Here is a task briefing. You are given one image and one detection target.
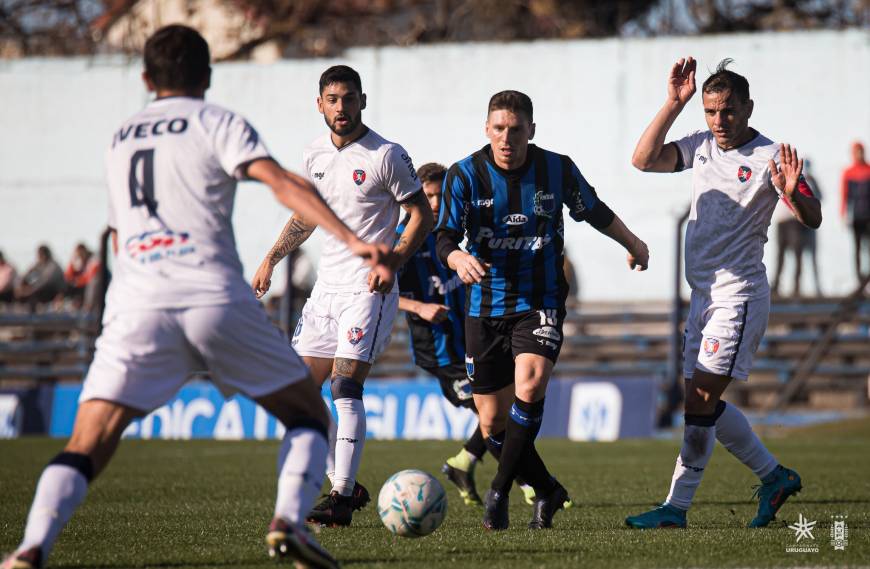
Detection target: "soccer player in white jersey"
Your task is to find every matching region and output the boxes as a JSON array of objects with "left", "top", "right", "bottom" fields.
[
  {"left": 625, "top": 58, "right": 822, "bottom": 529},
  {"left": 251, "top": 65, "right": 434, "bottom": 527},
  {"left": 2, "top": 26, "right": 396, "bottom": 569}
]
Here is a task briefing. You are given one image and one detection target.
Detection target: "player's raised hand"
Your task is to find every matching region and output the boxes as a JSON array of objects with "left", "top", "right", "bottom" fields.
[
  {"left": 668, "top": 57, "right": 696, "bottom": 106},
  {"left": 769, "top": 143, "right": 804, "bottom": 197},
  {"left": 416, "top": 302, "right": 450, "bottom": 324},
  {"left": 251, "top": 259, "right": 274, "bottom": 299},
  {"left": 628, "top": 238, "right": 649, "bottom": 272},
  {"left": 448, "top": 251, "right": 488, "bottom": 285}
]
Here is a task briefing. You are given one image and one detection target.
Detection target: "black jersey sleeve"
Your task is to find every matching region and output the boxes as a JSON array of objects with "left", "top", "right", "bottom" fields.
[{"left": 566, "top": 159, "right": 616, "bottom": 229}]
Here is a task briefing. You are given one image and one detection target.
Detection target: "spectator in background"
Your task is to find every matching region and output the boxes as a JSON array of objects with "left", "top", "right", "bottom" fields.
[
  {"left": 63, "top": 243, "right": 101, "bottom": 309},
  {"left": 841, "top": 141, "right": 870, "bottom": 282},
  {"left": 772, "top": 158, "right": 822, "bottom": 297},
  {"left": 0, "top": 251, "right": 17, "bottom": 304},
  {"left": 15, "top": 244, "right": 65, "bottom": 309}
]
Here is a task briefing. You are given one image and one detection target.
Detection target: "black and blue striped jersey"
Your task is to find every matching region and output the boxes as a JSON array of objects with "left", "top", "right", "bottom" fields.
[
  {"left": 397, "top": 222, "right": 466, "bottom": 369},
  {"left": 435, "top": 144, "right": 614, "bottom": 318}
]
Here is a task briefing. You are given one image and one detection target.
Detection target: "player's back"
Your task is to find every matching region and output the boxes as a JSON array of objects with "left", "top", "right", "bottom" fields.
[{"left": 105, "top": 97, "right": 268, "bottom": 310}]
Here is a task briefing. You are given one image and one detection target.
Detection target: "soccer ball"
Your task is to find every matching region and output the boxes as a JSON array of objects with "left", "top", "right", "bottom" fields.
[{"left": 377, "top": 469, "right": 447, "bottom": 537}]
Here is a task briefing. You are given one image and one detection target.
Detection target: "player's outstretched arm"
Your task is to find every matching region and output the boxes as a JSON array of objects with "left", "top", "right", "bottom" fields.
[
  {"left": 251, "top": 213, "right": 316, "bottom": 298},
  {"left": 631, "top": 56, "right": 696, "bottom": 173},
  {"left": 369, "top": 191, "right": 434, "bottom": 293},
  {"left": 596, "top": 215, "right": 649, "bottom": 271},
  {"left": 770, "top": 143, "right": 822, "bottom": 229},
  {"left": 398, "top": 296, "right": 450, "bottom": 323},
  {"left": 247, "top": 158, "right": 395, "bottom": 293}
]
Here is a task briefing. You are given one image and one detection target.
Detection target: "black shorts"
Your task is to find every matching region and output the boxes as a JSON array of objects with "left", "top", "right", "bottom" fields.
[
  {"left": 423, "top": 363, "right": 476, "bottom": 410},
  {"left": 464, "top": 309, "right": 564, "bottom": 395}
]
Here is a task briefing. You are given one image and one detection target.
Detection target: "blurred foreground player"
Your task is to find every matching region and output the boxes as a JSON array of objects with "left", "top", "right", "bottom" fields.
[
  {"left": 626, "top": 58, "right": 821, "bottom": 529},
  {"left": 251, "top": 65, "right": 433, "bottom": 527},
  {"left": 437, "top": 91, "right": 649, "bottom": 530},
  {"left": 2, "top": 26, "right": 396, "bottom": 569}
]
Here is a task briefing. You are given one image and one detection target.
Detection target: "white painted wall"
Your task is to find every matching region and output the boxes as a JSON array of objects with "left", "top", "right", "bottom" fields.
[{"left": 1, "top": 30, "right": 867, "bottom": 300}]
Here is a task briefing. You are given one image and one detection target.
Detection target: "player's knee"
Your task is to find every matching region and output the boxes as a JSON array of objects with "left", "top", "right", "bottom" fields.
[
  {"left": 331, "top": 375, "right": 363, "bottom": 400},
  {"left": 685, "top": 400, "right": 727, "bottom": 426}
]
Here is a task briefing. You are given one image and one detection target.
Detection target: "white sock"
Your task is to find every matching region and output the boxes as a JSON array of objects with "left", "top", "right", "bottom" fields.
[
  {"left": 19, "top": 465, "right": 89, "bottom": 556},
  {"left": 715, "top": 402, "right": 778, "bottom": 479},
  {"left": 665, "top": 423, "right": 716, "bottom": 510},
  {"left": 325, "top": 417, "right": 337, "bottom": 487},
  {"left": 274, "top": 428, "right": 328, "bottom": 524},
  {"left": 332, "top": 397, "right": 366, "bottom": 497}
]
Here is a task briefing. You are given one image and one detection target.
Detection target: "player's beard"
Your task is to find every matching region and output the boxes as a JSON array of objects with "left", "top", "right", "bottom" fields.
[{"left": 326, "top": 112, "right": 360, "bottom": 136}]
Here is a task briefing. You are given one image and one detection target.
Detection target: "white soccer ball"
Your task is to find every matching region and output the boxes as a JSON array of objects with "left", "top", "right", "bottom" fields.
[{"left": 377, "top": 469, "right": 447, "bottom": 537}]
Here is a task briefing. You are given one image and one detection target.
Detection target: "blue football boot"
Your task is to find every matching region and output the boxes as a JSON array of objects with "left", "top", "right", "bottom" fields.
[
  {"left": 749, "top": 465, "right": 802, "bottom": 528},
  {"left": 625, "top": 503, "right": 687, "bottom": 529}
]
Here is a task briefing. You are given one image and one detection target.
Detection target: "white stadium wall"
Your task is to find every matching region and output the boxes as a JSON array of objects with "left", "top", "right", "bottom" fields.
[{"left": 1, "top": 30, "right": 867, "bottom": 300}]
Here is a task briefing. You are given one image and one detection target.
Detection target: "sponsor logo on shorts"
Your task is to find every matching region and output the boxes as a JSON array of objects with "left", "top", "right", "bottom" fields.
[
  {"left": 702, "top": 337, "right": 720, "bottom": 357},
  {"left": 465, "top": 355, "right": 474, "bottom": 381},
  {"left": 533, "top": 326, "right": 561, "bottom": 341},
  {"left": 737, "top": 165, "right": 752, "bottom": 183},
  {"left": 347, "top": 327, "right": 365, "bottom": 345},
  {"left": 353, "top": 169, "right": 366, "bottom": 186},
  {"left": 537, "top": 338, "right": 558, "bottom": 350},
  {"left": 292, "top": 320, "right": 303, "bottom": 344},
  {"left": 503, "top": 213, "right": 528, "bottom": 225}
]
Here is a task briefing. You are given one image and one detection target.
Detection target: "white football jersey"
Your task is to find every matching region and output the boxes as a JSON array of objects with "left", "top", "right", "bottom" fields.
[
  {"left": 104, "top": 96, "right": 270, "bottom": 310},
  {"left": 674, "top": 130, "right": 786, "bottom": 301},
  {"left": 303, "top": 128, "right": 421, "bottom": 292}
]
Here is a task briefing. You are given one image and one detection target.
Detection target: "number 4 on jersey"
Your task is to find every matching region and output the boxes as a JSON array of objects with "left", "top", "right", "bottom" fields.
[{"left": 129, "top": 148, "right": 158, "bottom": 216}]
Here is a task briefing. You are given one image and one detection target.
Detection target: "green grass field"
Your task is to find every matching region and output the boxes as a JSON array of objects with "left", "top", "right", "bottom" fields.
[{"left": 2, "top": 419, "right": 868, "bottom": 568}]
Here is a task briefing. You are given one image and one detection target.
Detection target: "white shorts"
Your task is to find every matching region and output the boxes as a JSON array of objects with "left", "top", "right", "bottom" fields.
[
  {"left": 683, "top": 291, "right": 770, "bottom": 381},
  {"left": 80, "top": 302, "right": 308, "bottom": 412},
  {"left": 292, "top": 288, "right": 397, "bottom": 363}
]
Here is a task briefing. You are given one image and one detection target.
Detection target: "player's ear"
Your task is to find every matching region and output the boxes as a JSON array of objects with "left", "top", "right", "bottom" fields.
[
  {"left": 316, "top": 95, "right": 324, "bottom": 114},
  {"left": 203, "top": 67, "right": 212, "bottom": 91},
  {"left": 142, "top": 71, "right": 156, "bottom": 93},
  {"left": 746, "top": 99, "right": 754, "bottom": 118},
  {"left": 529, "top": 122, "right": 536, "bottom": 140},
  {"left": 360, "top": 93, "right": 367, "bottom": 111}
]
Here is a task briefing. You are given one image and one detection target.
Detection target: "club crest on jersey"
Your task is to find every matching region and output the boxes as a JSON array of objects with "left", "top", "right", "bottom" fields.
[
  {"left": 534, "top": 190, "right": 556, "bottom": 218},
  {"left": 737, "top": 166, "right": 752, "bottom": 183},
  {"left": 347, "top": 327, "right": 365, "bottom": 345},
  {"left": 352, "top": 169, "right": 366, "bottom": 186},
  {"left": 702, "top": 337, "right": 720, "bottom": 357},
  {"left": 465, "top": 355, "right": 475, "bottom": 381}
]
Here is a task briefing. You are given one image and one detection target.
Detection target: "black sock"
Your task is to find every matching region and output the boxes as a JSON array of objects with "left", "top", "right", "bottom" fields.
[
  {"left": 485, "top": 430, "right": 505, "bottom": 461},
  {"left": 490, "top": 397, "right": 546, "bottom": 493},
  {"left": 464, "top": 425, "right": 487, "bottom": 460}
]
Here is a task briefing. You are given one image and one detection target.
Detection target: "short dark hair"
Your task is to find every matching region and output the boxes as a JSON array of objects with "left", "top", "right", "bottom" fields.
[
  {"left": 417, "top": 163, "right": 447, "bottom": 184},
  {"left": 144, "top": 25, "right": 211, "bottom": 92},
  {"left": 319, "top": 65, "right": 362, "bottom": 94},
  {"left": 37, "top": 245, "right": 52, "bottom": 259},
  {"left": 488, "top": 90, "right": 533, "bottom": 122},
  {"left": 702, "top": 58, "right": 750, "bottom": 103}
]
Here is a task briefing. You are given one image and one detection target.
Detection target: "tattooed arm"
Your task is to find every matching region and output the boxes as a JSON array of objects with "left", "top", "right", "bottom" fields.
[
  {"left": 251, "top": 213, "right": 316, "bottom": 298},
  {"left": 368, "top": 190, "right": 434, "bottom": 293}
]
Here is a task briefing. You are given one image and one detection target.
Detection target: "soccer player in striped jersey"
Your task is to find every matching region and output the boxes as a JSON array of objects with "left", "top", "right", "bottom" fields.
[
  {"left": 436, "top": 91, "right": 649, "bottom": 530},
  {"left": 396, "top": 162, "right": 485, "bottom": 505},
  {"left": 625, "top": 58, "right": 821, "bottom": 529}
]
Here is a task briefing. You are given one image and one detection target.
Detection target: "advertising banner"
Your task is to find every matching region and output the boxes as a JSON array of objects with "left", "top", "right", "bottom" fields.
[{"left": 48, "top": 377, "right": 656, "bottom": 440}]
